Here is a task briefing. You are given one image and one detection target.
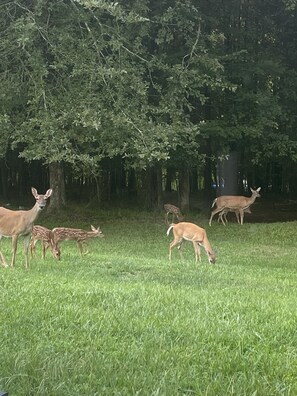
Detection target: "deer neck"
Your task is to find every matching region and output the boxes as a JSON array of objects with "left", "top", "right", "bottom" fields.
[
  {"left": 24, "top": 203, "right": 42, "bottom": 226},
  {"left": 248, "top": 193, "right": 257, "bottom": 205}
]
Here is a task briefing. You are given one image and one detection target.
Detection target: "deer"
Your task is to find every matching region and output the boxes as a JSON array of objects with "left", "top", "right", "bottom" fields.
[
  {"left": 52, "top": 225, "right": 104, "bottom": 257},
  {"left": 167, "top": 222, "right": 216, "bottom": 264},
  {"left": 209, "top": 187, "right": 261, "bottom": 226},
  {"left": 30, "top": 225, "right": 61, "bottom": 260},
  {"left": 0, "top": 187, "right": 52, "bottom": 268},
  {"left": 218, "top": 206, "right": 252, "bottom": 225},
  {"left": 164, "top": 203, "right": 184, "bottom": 225}
]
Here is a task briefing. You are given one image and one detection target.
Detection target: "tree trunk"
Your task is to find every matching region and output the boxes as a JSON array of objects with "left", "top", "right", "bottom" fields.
[
  {"left": 48, "top": 162, "right": 66, "bottom": 211},
  {"left": 203, "top": 139, "right": 213, "bottom": 195},
  {"left": 217, "top": 151, "right": 239, "bottom": 196},
  {"left": 141, "top": 166, "right": 160, "bottom": 209},
  {"left": 178, "top": 168, "right": 190, "bottom": 212},
  {"left": 0, "top": 159, "right": 8, "bottom": 201},
  {"left": 165, "top": 167, "right": 174, "bottom": 192},
  {"left": 156, "top": 166, "right": 163, "bottom": 209},
  {"left": 190, "top": 168, "right": 198, "bottom": 193}
]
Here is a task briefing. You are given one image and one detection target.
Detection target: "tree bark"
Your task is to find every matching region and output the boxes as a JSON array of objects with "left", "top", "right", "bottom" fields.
[
  {"left": 0, "top": 159, "right": 8, "bottom": 201},
  {"left": 48, "top": 162, "right": 66, "bottom": 211},
  {"left": 140, "top": 166, "right": 161, "bottom": 209},
  {"left": 217, "top": 151, "right": 239, "bottom": 196},
  {"left": 178, "top": 168, "right": 190, "bottom": 212},
  {"left": 156, "top": 166, "right": 163, "bottom": 209}
]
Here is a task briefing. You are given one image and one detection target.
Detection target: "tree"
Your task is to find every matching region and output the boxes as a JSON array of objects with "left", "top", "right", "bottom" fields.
[{"left": 1, "top": 0, "right": 232, "bottom": 208}]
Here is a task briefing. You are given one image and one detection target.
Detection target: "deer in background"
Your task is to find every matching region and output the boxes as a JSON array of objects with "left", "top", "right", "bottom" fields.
[
  {"left": 209, "top": 187, "right": 261, "bottom": 226},
  {"left": 52, "top": 225, "right": 104, "bottom": 257},
  {"left": 164, "top": 203, "right": 184, "bottom": 225},
  {"left": 167, "top": 222, "right": 216, "bottom": 264},
  {"left": 218, "top": 206, "right": 252, "bottom": 225},
  {"left": 30, "top": 225, "right": 61, "bottom": 260},
  {"left": 0, "top": 187, "right": 52, "bottom": 268}
]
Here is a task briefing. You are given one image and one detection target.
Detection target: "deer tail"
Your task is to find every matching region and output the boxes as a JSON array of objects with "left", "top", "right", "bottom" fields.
[
  {"left": 211, "top": 198, "right": 217, "bottom": 208},
  {"left": 166, "top": 224, "right": 174, "bottom": 236}
]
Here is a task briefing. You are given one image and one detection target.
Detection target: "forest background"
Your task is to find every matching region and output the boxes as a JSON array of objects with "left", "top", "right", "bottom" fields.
[{"left": 1, "top": 0, "right": 297, "bottom": 212}]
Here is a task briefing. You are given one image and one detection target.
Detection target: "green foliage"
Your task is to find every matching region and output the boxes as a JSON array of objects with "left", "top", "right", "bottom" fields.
[
  {"left": 0, "top": 0, "right": 230, "bottom": 173},
  {"left": 1, "top": 0, "right": 297, "bottom": 184}
]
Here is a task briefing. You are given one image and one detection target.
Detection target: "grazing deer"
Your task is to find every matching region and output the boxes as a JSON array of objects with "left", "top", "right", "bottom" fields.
[
  {"left": 52, "top": 225, "right": 104, "bottom": 257},
  {"left": 30, "top": 225, "right": 61, "bottom": 260},
  {"left": 209, "top": 187, "right": 261, "bottom": 226},
  {"left": 218, "top": 206, "right": 252, "bottom": 225},
  {"left": 167, "top": 222, "right": 216, "bottom": 264},
  {"left": 0, "top": 187, "right": 52, "bottom": 268},
  {"left": 164, "top": 203, "right": 184, "bottom": 225}
]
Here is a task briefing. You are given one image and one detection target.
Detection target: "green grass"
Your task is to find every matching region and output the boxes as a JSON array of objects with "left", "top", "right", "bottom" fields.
[{"left": 1, "top": 210, "right": 297, "bottom": 395}]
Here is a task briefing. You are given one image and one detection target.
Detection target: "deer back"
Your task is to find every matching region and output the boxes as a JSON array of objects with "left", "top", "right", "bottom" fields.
[
  {"left": 215, "top": 187, "right": 261, "bottom": 210},
  {"left": 171, "top": 222, "right": 204, "bottom": 241},
  {"left": 32, "top": 225, "right": 52, "bottom": 241},
  {"left": 52, "top": 226, "right": 103, "bottom": 243}
]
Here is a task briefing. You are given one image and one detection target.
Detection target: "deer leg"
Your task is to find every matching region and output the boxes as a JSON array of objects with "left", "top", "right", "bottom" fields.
[
  {"left": 169, "top": 238, "right": 183, "bottom": 260},
  {"left": 218, "top": 210, "right": 223, "bottom": 223},
  {"left": 84, "top": 241, "right": 90, "bottom": 254},
  {"left": 239, "top": 208, "right": 244, "bottom": 225},
  {"left": 217, "top": 210, "right": 226, "bottom": 225},
  {"left": 42, "top": 241, "right": 49, "bottom": 259},
  {"left": 193, "top": 242, "right": 201, "bottom": 263},
  {"left": 223, "top": 212, "right": 228, "bottom": 224},
  {"left": 177, "top": 240, "right": 184, "bottom": 260},
  {"left": 77, "top": 241, "right": 83, "bottom": 256},
  {"left": 209, "top": 207, "right": 225, "bottom": 226},
  {"left": 11, "top": 235, "right": 18, "bottom": 267},
  {"left": 0, "top": 252, "right": 8, "bottom": 267},
  {"left": 0, "top": 244, "right": 8, "bottom": 267},
  {"left": 30, "top": 238, "right": 36, "bottom": 258},
  {"left": 0, "top": 236, "right": 8, "bottom": 267},
  {"left": 24, "top": 235, "right": 30, "bottom": 269},
  {"left": 235, "top": 211, "right": 240, "bottom": 224}
]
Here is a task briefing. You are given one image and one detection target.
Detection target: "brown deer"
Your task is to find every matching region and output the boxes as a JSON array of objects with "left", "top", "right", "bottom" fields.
[
  {"left": 209, "top": 187, "right": 261, "bottom": 226},
  {"left": 218, "top": 206, "right": 252, "bottom": 225},
  {"left": 52, "top": 225, "right": 104, "bottom": 257},
  {"left": 0, "top": 187, "right": 52, "bottom": 268},
  {"left": 164, "top": 203, "right": 184, "bottom": 225},
  {"left": 30, "top": 225, "right": 61, "bottom": 260},
  {"left": 167, "top": 222, "right": 216, "bottom": 264}
]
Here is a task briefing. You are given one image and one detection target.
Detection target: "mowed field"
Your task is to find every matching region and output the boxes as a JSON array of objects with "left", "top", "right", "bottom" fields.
[{"left": 1, "top": 208, "right": 297, "bottom": 395}]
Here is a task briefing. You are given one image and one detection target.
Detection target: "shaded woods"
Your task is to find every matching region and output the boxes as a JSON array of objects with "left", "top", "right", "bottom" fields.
[{"left": 1, "top": 1, "right": 297, "bottom": 210}]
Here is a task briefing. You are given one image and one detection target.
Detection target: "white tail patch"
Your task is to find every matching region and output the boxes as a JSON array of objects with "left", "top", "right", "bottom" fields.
[{"left": 166, "top": 224, "right": 174, "bottom": 236}]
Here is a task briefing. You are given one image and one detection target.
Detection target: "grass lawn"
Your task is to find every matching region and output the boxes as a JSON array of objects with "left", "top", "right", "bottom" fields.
[{"left": 1, "top": 209, "right": 297, "bottom": 395}]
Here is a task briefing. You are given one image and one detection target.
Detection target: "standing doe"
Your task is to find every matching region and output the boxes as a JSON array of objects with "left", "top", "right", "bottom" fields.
[
  {"left": 30, "top": 225, "right": 61, "bottom": 260},
  {"left": 209, "top": 187, "right": 261, "bottom": 226},
  {"left": 164, "top": 203, "right": 184, "bottom": 225},
  {"left": 167, "top": 222, "right": 216, "bottom": 264},
  {"left": 0, "top": 187, "right": 52, "bottom": 268},
  {"left": 52, "top": 225, "right": 104, "bottom": 257}
]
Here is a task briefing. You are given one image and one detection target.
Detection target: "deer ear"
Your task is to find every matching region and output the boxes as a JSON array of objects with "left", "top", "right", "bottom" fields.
[
  {"left": 257, "top": 187, "right": 261, "bottom": 192},
  {"left": 45, "top": 189, "right": 53, "bottom": 198},
  {"left": 91, "top": 225, "right": 96, "bottom": 231},
  {"left": 31, "top": 187, "right": 38, "bottom": 198}
]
